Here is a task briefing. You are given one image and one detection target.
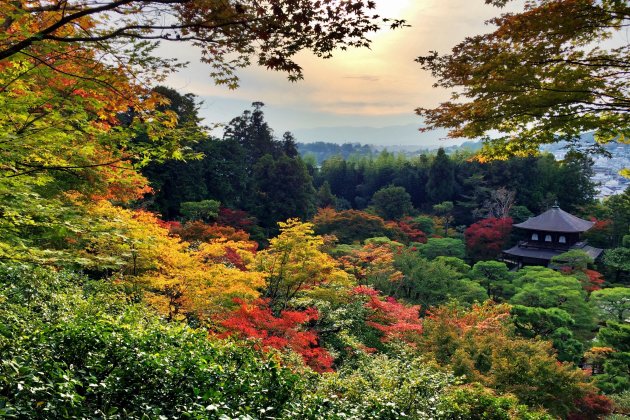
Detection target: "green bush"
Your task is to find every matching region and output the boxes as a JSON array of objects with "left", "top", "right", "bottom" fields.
[{"left": 0, "top": 265, "right": 301, "bottom": 418}]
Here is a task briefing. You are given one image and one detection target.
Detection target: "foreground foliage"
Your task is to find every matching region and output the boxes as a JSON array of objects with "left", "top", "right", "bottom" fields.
[{"left": 0, "top": 265, "right": 301, "bottom": 418}]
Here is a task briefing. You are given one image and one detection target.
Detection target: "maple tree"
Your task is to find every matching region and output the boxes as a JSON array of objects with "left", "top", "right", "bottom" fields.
[
  {"left": 219, "top": 298, "right": 333, "bottom": 372},
  {"left": 80, "top": 201, "right": 265, "bottom": 321},
  {"left": 312, "top": 207, "right": 394, "bottom": 244},
  {"left": 255, "top": 219, "right": 350, "bottom": 311},
  {"left": 465, "top": 217, "right": 513, "bottom": 261},
  {"left": 419, "top": 302, "right": 598, "bottom": 418},
  {"left": 363, "top": 294, "right": 423, "bottom": 345},
  {"left": 417, "top": 0, "right": 629, "bottom": 159},
  {"left": 1, "top": 1, "right": 404, "bottom": 87},
  {"left": 338, "top": 243, "right": 403, "bottom": 286},
  {"left": 171, "top": 220, "right": 251, "bottom": 244}
]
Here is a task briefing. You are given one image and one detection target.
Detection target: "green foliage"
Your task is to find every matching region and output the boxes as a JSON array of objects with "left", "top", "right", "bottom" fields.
[
  {"left": 316, "top": 181, "right": 337, "bottom": 208},
  {"left": 551, "top": 249, "right": 593, "bottom": 272},
  {"left": 416, "top": 238, "right": 466, "bottom": 260},
  {"left": 0, "top": 265, "right": 302, "bottom": 418},
  {"left": 427, "top": 148, "right": 455, "bottom": 204},
  {"left": 510, "top": 305, "right": 583, "bottom": 363},
  {"left": 594, "top": 322, "right": 630, "bottom": 394},
  {"left": 603, "top": 248, "right": 630, "bottom": 283},
  {"left": 253, "top": 155, "right": 316, "bottom": 230},
  {"left": 470, "top": 261, "right": 514, "bottom": 301},
  {"left": 509, "top": 205, "right": 533, "bottom": 224},
  {"left": 179, "top": 199, "right": 220, "bottom": 222},
  {"left": 591, "top": 287, "right": 630, "bottom": 323},
  {"left": 412, "top": 215, "right": 436, "bottom": 235},
  {"left": 416, "top": 0, "right": 629, "bottom": 158},
  {"left": 510, "top": 267, "right": 596, "bottom": 339},
  {"left": 371, "top": 185, "right": 413, "bottom": 220},
  {"left": 285, "top": 353, "right": 551, "bottom": 419},
  {"left": 391, "top": 252, "right": 487, "bottom": 308},
  {"left": 436, "top": 385, "right": 552, "bottom": 420}
]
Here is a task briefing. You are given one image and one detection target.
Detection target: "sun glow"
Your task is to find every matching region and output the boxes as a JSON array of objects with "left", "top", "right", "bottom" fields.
[{"left": 374, "top": 0, "right": 414, "bottom": 19}]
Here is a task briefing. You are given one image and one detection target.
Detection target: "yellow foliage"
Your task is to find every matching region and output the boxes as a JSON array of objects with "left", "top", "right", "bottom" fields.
[
  {"left": 81, "top": 200, "right": 264, "bottom": 321},
  {"left": 255, "top": 219, "right": 351, "bottom": 307}
]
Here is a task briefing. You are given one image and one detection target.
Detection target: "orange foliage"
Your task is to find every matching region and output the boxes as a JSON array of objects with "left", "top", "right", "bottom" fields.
[
  {"left": 339, "top": 243, "right": 403, "bottom": 285},
  {"left": 219, "top": 299, "right": 334, "bottom": 372},
  {"left": 172, "top": 221, "right": 251, "bottom": 243}
]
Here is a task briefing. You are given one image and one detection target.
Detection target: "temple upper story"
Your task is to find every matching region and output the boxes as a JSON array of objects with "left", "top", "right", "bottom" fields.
[{"left": 503, "top": 205, "right": 603, "bottom": 268}]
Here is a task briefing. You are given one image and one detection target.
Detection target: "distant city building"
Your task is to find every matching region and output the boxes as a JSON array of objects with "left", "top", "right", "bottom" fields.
[{"left": 502, "top": 205, "right": 603, "bottom": 268}]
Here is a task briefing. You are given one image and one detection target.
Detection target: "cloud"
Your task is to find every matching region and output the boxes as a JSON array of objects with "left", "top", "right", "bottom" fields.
[
  {"left": 343, "top": 75, "right": 381, "bottom": 82},
  {"left": 159, "top": 0, "right": 525, "bottom": 135}
]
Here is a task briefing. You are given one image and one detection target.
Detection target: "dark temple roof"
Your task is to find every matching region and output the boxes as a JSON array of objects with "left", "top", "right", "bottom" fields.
[
  {"left": 503, "top": 244, "right": 603, "bottom": 262},
  {"left": 513, "top": 206, "right": 594, "bottom": 233}
]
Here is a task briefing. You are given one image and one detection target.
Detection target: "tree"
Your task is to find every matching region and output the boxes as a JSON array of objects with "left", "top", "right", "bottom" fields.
[
  {"left": 470, "top": 260, "right": 514, "bottom": 300},
  {"left": 478, "top": 187, "right": 516, "bottom": 219},
  {"left": 433, "top": 201, "right": 455, "bottom": 236},
  {"left": 556, "top": 152, "right": 597, "bottom": 211},
  {"left": 179, "top": 199, "right": 220, "bottom": 222},
  {"left": 312, "top": 208, "right": 393, "bottom": 244},
  {"left": 510, "top": 267, "right": 596, "bottom": 339},
  {"left": 603, "top": 247, "right": 630, "bottom": 283},
  {"left": 252, "top": 155, "right": 316, "bottom": 230},
  {"left": 370, "top": 185, "right": 413, "bottom": 220},
  {"left": 255, "top": 219, "right": 349, "bottom": 311},
  {"left": 426, "top": 148, "right": 455, "bottom": 203},
  {"left": 419, "top": 302, "right": 596, "bottom": 418},
  {"left": 219, "top": 299, "right": 333, "bottom": 372},
  {"left": 510, "top": 305, "right": 583, "bottom": 363},
  {"left": 416, "top": 237, "right": 466, "bottom": 260},
  {"left": 416, "top": 0, "right": 630, "bottom": 159},
  {"left": 593, "top": 321, "right": 630, "bottom": 393},
  {"left": 1, "top": 1, "right": 403, "bottom": 87},
  {"left": 465, "top": 217, "right": 513, "bottom": 261},
  {"left": 391, "top": 251, "right": 487, "bottom": 308},
  {"left": 591, "top": 287, "right": 630, "bottom": 323}
]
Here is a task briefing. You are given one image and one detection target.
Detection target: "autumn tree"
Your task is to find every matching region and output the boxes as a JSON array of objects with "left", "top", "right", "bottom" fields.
[
  {"left": 420, "top": 302, "right": 597, "bottom": 418},
  {"left": 219, "top": 299, "right": 333, "bottom": 372},
  {"left": 1, "top": 1, "right": 403, "bottom": 87},
  {"left": 417, "top": 0, "right": 630, "bottom": 159},
  {"left": 255, "top": 219, "right": 349, "bottom": 311},
  {"left": 312, "top": 208, "right": 394, "bottom": 244},
  {"left": 465, "top": 217, "right": 513, "bottom": 261}
]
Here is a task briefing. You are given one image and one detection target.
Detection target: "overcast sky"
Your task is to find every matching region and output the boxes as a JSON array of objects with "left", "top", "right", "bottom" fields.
[{"left": 159, "top": 0, "right": 524, "bottom": 144}]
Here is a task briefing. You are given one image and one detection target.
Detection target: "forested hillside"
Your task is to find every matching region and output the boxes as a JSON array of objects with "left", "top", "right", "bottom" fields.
[{"left": 1, "top": 0, "right": 629, "bottom": 418}]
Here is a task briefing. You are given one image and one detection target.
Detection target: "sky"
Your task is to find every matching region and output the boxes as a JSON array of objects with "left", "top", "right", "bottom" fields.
[{"left": 160, "top": 0, "right": 523, "bottom": 146}]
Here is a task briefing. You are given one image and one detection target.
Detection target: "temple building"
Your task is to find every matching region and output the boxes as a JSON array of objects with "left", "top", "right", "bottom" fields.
[{"left": 502, "top": 205, "right": 603, "bottom": 268}]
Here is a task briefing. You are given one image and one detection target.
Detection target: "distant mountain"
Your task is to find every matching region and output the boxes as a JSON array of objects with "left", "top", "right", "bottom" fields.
[{"left": 293, "top": 124, "right": 466, "bottom": 148}]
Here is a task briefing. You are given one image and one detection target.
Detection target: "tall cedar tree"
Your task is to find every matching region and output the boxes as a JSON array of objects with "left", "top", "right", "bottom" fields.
[{"left": 426, "top": 148, "right": 455, "bottom": 204}]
